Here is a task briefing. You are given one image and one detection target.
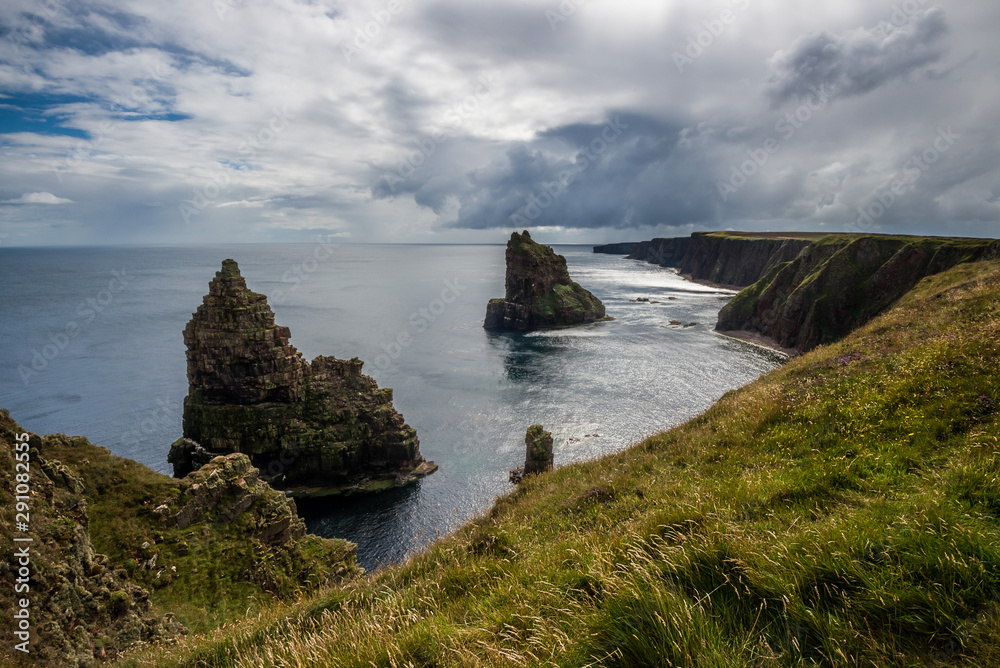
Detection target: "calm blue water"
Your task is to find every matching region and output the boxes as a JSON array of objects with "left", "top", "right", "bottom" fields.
[{"left": 0, "top": 244, "right": 782, "bottom": 570}]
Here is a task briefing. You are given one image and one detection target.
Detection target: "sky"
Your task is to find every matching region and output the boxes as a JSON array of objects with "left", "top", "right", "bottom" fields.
[{"left": 0, "top": 0, "right": 998, "bottom": 246}]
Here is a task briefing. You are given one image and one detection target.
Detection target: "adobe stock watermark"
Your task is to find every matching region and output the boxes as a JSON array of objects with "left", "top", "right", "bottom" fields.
[
  {"left": 341, "top": 0, "right": 411, "bottom": 63},
  {"left": 16, "top": 269, "right": 133, "bottom": 386},
  {"left": 214, "top": 0, "right": 243, "bottom": 21},
  {"left": 270, "top": 234, "right": 343, "bottom": 305},
  {"left": 120, "top": 397, "right": 180, "bottom": 452},
  {"left": 54, "top": 63, "right": 168, "bottom": 183},
  {"left": 373, "top": 278, "right": 467, "bottom": 371},
  {"left": 508, "top": 116, "right": 629, "bottom": 227},
  {"left": 380, "top": 73, "right": 503, "bottom": 194},
  {"left": 716, "top": 86, "right": 829, "bottom": 202},
  {"left": 12, "top": 429, "right": 32, "bottom": 655},
  {"left": 180, "top": 106, "right": 295, "bottom": 224},
  {"left": 875, "top": 0, "right": 929, "bottom": 37},
  {"left": 847, "top": 126, "right": 959, "bottom": 233},
  {"left": 673, "top": 0, "right": 751, "bottom": 73},
  {"left": 546, "top": 0, "right": 589, "bottom": 31}
]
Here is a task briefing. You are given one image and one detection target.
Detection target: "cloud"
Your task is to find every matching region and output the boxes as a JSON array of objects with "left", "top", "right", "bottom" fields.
[
  {"left": 2, "top": 191, "right": 74, "bottom": 204},
  {"left": 0, "top": 0, "right": 998, "bottom": 244},
  {"left": 765, "top": 7, "right": 949, "bottom": 107}
]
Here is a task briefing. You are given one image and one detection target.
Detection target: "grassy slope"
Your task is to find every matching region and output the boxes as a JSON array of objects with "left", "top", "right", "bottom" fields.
[{"left": 121, "top": 260, "right": 1000, "bottom": 667}]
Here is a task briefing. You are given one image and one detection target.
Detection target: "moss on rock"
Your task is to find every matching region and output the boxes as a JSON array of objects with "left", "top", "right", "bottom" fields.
[{"left": 484, "top": 231, "right": 606, "bottom": 331}]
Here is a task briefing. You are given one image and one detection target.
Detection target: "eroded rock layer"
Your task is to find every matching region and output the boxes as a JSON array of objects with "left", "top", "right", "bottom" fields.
[{"left": 171, "top": 259, "right": 435, "bottom": 495}]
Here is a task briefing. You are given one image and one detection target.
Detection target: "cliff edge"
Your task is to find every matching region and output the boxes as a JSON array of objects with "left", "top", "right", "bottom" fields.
[
  {"left": 170, "top": 259, "right": 436, "bottom": 497},
  {"left": 716, "top": 234, "right": 995, "bottom": 352},
  {"left": 485, "top": 231, "right": 607, "bottom": 331}
]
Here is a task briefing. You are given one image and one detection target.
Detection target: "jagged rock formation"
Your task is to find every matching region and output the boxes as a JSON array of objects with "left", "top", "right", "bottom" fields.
[
  {"left": 0, "top": 413, "right": 186, "bottom": 665},
  {"left": 485, "top": 231, "right": 607, "bottom": 331},
  {"left": 170, "top": 259, "right": 435, "bottom": 496},
  {"left": 623, "top": 232, "right": 815, "bottom": 288},
  {"left": 155, "top": 453, "right": 306, "bottom": 543},
  {"left": 0, "top": 409, "right": 359, "bottom": 665},
  {"left": 509, "top": 424, "right": 554, "bottom": 483},
  {"left": 716, "top": 235, "right": 995, "bottom": 352}
]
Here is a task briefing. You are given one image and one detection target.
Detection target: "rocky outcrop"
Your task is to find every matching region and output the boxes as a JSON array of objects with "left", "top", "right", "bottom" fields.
[
  {"left": 509, "top": 424, "right": 555, "bottom": 483},
  {"left": 0, "top": 409, "right": 359, "bottom": 665},
  {"left": 0, "top": 412, "right": 185, "bottom": 665},
  {"left": 626, "top": 232, "right": 813, "bottom": 288},
  {"left": 171, "top": 259, "right": 436, "bottom": 496},
  {"left": 485, "top": 231, "right": 607, "bottom": 331},
  {"left": 716, "top": 235, "right": 995, "bottom": 352},
  {"left": 156, "top": 453, "right": 306, "bottom": 544},
  {"left": 593, "top": 242, "right": 638, "bottom": 255}
]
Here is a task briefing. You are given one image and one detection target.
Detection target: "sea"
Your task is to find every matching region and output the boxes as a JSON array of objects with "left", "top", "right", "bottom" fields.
[{"left": 0, "top": 243, "right": 784, "bottom": 570}]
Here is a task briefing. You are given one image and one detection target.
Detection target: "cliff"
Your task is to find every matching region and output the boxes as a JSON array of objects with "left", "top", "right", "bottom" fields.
[
  {"left": 0, "top": 409, "right": 358, "bottom": 665},
  {"left": 717, "top": 234, "right": 995, "bottom": 352},
  {"left": 170, "top": 259, "right": 436, "bottom": 497},
  {"left": 625, "top": 232, "right": 815, "bottom": 288},
  {"left": 148, "top": 257, "right": 1000, "bottom": 666},
  {"left": 592, "top": 242, "right": 638, "bottom": 254},
  {"left": 485, "top": 231, "right": 607, "bottom": 331}
]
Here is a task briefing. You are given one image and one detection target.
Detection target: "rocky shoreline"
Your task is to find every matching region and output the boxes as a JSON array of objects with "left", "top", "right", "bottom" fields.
[{"left": 599, "top": 231, "right": 1000, "bottom": 354}]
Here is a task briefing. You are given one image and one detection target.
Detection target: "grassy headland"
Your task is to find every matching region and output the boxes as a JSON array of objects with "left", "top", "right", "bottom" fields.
[{"left": 117, "top": 257, "right": 1000, "bottom": 666}]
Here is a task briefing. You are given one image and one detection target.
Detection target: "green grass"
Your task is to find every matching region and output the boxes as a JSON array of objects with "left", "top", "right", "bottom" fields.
[
  {"left": 119, "top": 259, "right": 1000, "bottom": 667},
  {"left": 32, "top": 435, "right": 358, "bottom": 636}
]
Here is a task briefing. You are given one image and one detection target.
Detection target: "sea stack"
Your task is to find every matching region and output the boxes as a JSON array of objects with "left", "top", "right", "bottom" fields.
[
  {"left": 509, "top": 424, "right": 554, "bottom": 483},
  {"left": 169, "top": 259, "right": 436, "bottom": 496},
  {"left": 484, "top": 230, "right": 606, "bottom": 331}
]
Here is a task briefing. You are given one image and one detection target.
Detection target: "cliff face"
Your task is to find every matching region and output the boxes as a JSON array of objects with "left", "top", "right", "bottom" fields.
[
  {"left": 485, "top": 231, "right": 606, "bottom": 331},
  {"left": 626, "top": 233, "right": 812, "bottom": 288},
  {"left": 171, "top": 259, "right": 436, "bottom": 496},
  {"left": 717, "top": 235, "right": 995, "bottom": 352},
  {"left": 592, "top": 242, "right": 638, "bottom": 254},
  {"left": 0, "top": 409, "right": 357, "bottom": 665}
]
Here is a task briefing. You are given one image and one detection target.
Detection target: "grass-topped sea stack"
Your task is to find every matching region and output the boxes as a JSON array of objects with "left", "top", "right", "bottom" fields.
[
  {"left": 484, "top": 230, "right": 607, "bottom": 331},
  {"left": 170, "top": 259, "right": 436, "bottom": 497}
]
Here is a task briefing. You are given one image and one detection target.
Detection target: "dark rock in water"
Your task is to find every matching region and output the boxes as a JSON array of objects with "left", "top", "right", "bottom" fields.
[
  {"left": 167, "top": 437, "right": 214, "bottom": 477},
  {"left": 509, "top": 424, "right": 555, "bottom": 483},
  {"left": 171, "top": 259, "right": 436, "bottom": 496},
  {"left": 485, "top": 231, "right": 606, "bottom": 331},
  {"left": 524, "top": 424, "right": 554, "bottom": 474}
]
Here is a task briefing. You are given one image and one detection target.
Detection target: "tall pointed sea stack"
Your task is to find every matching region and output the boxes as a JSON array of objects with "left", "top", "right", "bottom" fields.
[
  {"left": 169, "top": 259, "right": 436, "bottom": 496},
  {"left": 484, "top": 231, "right": 607, "bottom": 331}
]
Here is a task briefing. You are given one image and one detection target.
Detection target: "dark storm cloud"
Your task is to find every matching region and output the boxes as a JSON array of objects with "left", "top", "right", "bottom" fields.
[
  {"left": 765, "top": 6, "right": 948, "bottom": 107},
  {"left": 445, "top": 113, "right": 719, "bottom": 230}
]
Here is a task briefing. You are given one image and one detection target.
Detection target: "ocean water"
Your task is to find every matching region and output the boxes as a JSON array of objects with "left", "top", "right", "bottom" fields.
[{"left": 0, "top": 243, "right": 783, "bottom": 570}]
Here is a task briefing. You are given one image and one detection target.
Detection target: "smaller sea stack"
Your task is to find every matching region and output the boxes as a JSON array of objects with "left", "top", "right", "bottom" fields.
[
  {"left": 484, "top": 231, "right": 606, "bottom": 331},
  {"left": 509, "top": 424, "right": 554, "bottom": 483}
]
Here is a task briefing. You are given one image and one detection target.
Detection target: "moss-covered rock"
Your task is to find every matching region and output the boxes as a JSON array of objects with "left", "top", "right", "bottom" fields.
[
  {"left": 716, "top": 234, "right": 995, "bottom": 352},
  {"left": 172, "top": 260, "right": 436, "bottom": 496},
  {"left": 0, "top": 409, "right": 360, "bottom": 664},
  {"left": 484, "top": 231, "right": 606, "bottom": 331},
  {"left": 524, "top": 424, "right": 554, "bottom": 475}
]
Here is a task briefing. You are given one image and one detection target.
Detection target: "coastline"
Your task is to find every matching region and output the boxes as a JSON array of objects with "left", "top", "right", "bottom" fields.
[
  {"left": 638, "top": 259, "right": 799, "bottom": 357},
  {"left": 713, "top": 329, "right": 799, "bottom": 358}
]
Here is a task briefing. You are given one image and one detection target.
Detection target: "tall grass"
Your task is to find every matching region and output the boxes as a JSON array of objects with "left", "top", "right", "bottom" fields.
[{"left": 119, "top": 260, "right": 1000, "bottom": 667}]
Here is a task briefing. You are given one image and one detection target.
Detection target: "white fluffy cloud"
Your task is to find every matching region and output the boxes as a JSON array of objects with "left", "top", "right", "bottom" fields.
[{"left": 2, "top": 191, "right": 73, "bottom": 204}]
